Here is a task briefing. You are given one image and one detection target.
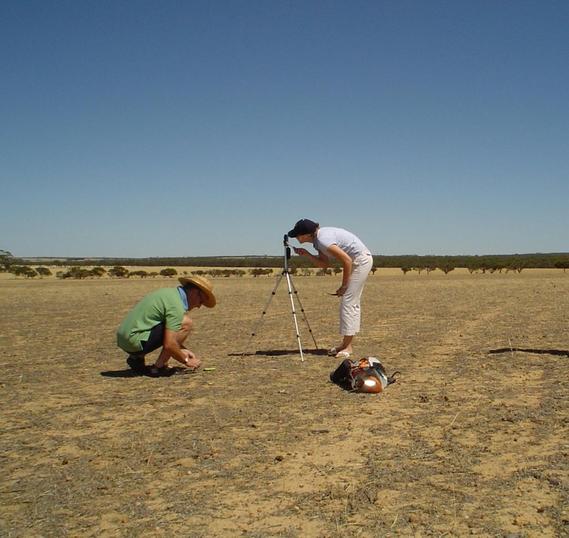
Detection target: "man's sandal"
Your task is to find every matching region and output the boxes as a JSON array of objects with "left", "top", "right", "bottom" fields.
[
  {"left": 126, "top": 355, "right": 146, "bottom": 373},
  {"left": 146, "top": 366, "right": 176, "bottom": 378}
]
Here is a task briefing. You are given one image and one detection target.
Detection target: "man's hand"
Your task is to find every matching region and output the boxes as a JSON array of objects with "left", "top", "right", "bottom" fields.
[
  {"left": 181, "top": 348, "right": 195, "bottom": 360},
  {"left": 181, "top": 350, "right": 201, "bottom": 370},
  {"left": 293, "top": 247, "right": 309, "bottom": 256},
  {"left": 185, "top": 357, "right": 201, "bottom": 370}
]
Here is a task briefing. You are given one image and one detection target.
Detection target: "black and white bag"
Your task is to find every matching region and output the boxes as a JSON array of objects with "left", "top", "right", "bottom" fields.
[{"left": 330, "top": 357, "right": 400, "bottom": 393}]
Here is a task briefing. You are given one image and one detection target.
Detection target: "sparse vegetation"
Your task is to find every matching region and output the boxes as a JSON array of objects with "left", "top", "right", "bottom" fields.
[
  {"left": 250, "top": 268, "right": 273, "bottom": 277},
  {"left": 108, "top": 266, "right": 129, "bottom": 278},
  {"left": 129, "top": 270, "right": 149, "bottom": 278},
  {"left": 0, "top": 249, "right": 16, "bottom": 271},
  {"left": 91, "top": 266, "right": 107, "bottom": 277},
  {"left": 35, "top": 267, "right": 52, "bottom": 277},
  {"left": 9, "top": 266, "right": 38, "bottom": 278},
  {"left": 11, "top": 253, "right": 569, "bottom": 270},
  {"left": 159, "top": 268, "right": 178, "bottom": 277},
  {"left": 3, "top": 253, "right": 568, "bottom": 281},
  {"left": 58, "top": 267, "right": 92, "bottom": 279},
  {"left": 439, "top": 263, "right": 455, "bottom": 275}
]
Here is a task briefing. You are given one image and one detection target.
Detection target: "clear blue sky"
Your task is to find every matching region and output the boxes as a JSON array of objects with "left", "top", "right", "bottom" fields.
[{"left": 1, "top": 0, "right": 567, "bottom": 257}]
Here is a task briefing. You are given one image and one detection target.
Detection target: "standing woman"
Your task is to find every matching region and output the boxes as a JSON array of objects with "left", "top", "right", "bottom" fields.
[{"left": 288, "top": 219, "right": 373, "bottom": 358}]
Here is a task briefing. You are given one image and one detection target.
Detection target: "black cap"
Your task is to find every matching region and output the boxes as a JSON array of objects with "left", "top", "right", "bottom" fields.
[{"left": 288, "top": 219, "right": 319, "bottom": 238}]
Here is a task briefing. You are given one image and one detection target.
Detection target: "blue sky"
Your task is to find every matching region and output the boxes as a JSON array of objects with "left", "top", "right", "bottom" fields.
[{"left": 1, "top": 0, "right": 567, "bottom": 257}]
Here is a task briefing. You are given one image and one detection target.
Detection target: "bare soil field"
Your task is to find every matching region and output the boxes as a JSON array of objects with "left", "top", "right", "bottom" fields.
[{"left": 1, "top": 271, "right": 568, "bottom": 537}]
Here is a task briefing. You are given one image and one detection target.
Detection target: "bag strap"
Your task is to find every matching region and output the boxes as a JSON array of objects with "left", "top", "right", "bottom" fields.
[{"left": 387, "top": 371, "right": 401, "bottom": 385}]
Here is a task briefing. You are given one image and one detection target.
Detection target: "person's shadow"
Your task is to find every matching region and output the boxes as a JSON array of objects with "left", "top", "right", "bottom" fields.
[
  {"left": 100, "top": 368, "right": 143, "bottom": 378},
  {"left": 489, "top": 348, "right": 569, "bottom": 358},
  {"left": 100, "top": 366, "right": 192, "bottom": 378}
]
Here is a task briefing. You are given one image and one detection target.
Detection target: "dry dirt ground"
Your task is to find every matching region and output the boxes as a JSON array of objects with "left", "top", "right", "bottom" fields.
[{"left": 1, "top": 270, "right": 568, "bottom": 537}]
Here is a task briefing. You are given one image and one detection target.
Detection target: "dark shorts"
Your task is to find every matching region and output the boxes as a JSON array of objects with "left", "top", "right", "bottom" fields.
[{"left": 140, "top": 323, "right": 165, "bottom": 354}]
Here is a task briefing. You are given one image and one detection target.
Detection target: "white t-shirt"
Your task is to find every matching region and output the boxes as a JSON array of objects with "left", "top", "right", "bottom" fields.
[{"left": 313, "top": 227, "right": 370, "bottom": 260}]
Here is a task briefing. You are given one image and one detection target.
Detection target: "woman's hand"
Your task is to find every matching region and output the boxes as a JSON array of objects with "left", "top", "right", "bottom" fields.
[
  {"left": 293, "top": 247, "right": 309, "bottom": 257},
  {"left": 336, "top": 284, "right": 348, "bottom": 296}
]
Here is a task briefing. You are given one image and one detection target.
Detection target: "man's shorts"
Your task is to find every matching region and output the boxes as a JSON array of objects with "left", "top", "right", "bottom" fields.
[{"left": 140, "top": 323, "right": 165, "bottom": 354}]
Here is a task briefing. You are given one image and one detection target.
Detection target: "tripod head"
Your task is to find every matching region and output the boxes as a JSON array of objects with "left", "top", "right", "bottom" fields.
[{"left": 283, "top": 234, "right": 291, "bottom": 260}]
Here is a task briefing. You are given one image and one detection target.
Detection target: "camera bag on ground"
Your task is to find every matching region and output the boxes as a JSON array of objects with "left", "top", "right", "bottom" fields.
[{"left": 330, "top": 357, "right": 400, "bottom": 393}]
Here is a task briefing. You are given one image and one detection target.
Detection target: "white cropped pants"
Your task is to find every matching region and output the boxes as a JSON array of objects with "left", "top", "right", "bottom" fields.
[{"left": 340, "top": 253, "right": 373, "bottom": 336}]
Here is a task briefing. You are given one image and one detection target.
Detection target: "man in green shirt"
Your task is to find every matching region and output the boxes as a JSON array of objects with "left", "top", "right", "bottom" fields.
[{"left": 117, "top": 275, "right": 216, "bottom": 377}]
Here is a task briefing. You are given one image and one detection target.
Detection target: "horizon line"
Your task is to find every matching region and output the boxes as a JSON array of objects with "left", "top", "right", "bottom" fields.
[{"left": 13, "top": 251, "right": 569, "bottom": 260}]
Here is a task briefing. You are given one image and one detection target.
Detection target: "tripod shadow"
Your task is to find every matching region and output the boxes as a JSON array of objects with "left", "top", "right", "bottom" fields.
[
  {"left": 488, "top": 348, "right": 569, "bottom": 358},
  {"left": 241, "top": 252, "right": 324, "bottom": 360},
  {"left": 229, "top": 348, "right": 329, "bottom": 357}
]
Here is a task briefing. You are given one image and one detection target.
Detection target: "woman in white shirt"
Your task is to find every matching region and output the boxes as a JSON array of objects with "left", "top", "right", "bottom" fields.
[{"left": 288, "top": 218, "right": 373, "bottom": 359}]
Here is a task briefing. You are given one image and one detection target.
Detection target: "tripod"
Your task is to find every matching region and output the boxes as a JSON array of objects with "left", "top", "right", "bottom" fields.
[{"left": 244, "top": 235, "right": 318, "bottom": 361}]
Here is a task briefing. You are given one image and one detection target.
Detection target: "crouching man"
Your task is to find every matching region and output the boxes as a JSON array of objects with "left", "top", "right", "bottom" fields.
[{"left": 117, "top": 275, "right": 216, "bottom": 377}]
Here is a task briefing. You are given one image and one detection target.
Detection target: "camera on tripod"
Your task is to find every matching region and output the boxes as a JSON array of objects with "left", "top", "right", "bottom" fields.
[{"left": 283, "top": 234, "right": 291, "bottom": 261}]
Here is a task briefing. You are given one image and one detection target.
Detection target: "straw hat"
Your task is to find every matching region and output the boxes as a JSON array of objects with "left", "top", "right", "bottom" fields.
[{"left": 178, "top": 275, "right": 216, "bottom": 308}]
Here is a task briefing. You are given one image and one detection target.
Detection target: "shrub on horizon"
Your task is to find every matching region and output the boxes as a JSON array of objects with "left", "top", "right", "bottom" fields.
[
  {"left": 10, "top": 265, "right": 37, "bottom": 278},
  {"left": 160, "top": 268, "right": 178, "bottom": 277},
  {"left": 35, "top": 267, "right": 52, "bottom": 277},
  {"left": 59, "top": 267, "right": 91, "bottom": 279},
  {"left": 91, "top": 266, "right": 107, "bottom": 277},
  {"left": 439, "top": 264, "right": 455, "bottom": 275},
  {"left": 108, "top": 266, "right": 129, "bottom": 278},
  {"left": 129, "top": 270, "right": 149, "bottom": 278}
]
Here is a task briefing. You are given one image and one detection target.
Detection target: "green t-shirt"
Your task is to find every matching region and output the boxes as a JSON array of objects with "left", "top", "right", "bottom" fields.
[{"left": 117, "top": 288, "right": 186, "bottom": 353}]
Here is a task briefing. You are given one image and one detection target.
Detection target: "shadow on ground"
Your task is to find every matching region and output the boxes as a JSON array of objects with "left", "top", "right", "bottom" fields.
[
  {"left": 489, "top": 348, "right": 569, "bottom": 358},
  {"left": 100, "top": 367, "right": 193, "bottom": 378},
  {"left": 100, "top": 368, "right": 142, "bottom": 378},
  {"left": 228, "top": 348, "right": 329, "bottom": 357}
]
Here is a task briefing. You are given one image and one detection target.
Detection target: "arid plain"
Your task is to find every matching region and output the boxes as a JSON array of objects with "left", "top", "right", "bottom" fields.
[{"left": 1, "top": 269, "right": 568, "bottom": 537}]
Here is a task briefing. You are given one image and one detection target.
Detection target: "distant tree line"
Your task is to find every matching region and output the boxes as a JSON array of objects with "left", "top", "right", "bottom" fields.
[
  {"left": 1, "top": 263, "right": 358, "bottom": 280},
  {"left": 3, "top": 251, "right": 569, "bottom": 274},
  {"left": 0, "top": 264, "right": 263, "bottom": 279},
  {"left": 396, "top": 255, "right": 569, "bottom": 275}
]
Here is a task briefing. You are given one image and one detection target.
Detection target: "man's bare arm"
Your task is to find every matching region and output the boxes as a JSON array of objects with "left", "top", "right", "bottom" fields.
[{"left": 162, "top": 328, "right": 191, "bottom": 365}]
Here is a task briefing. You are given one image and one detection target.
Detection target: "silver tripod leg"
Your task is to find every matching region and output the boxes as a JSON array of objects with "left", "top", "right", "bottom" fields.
[
  {"left": 284, "top": 270, "right": 305, "bottom": 362},
  {"left": 244, "top": 232, "right": 319, "bottom": 361},
  {"left": 289, "top": 276, "right": 319, "bottom": 350},
  {"left": 242, "top": 273, "right": 285, "bottom": 358}
]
